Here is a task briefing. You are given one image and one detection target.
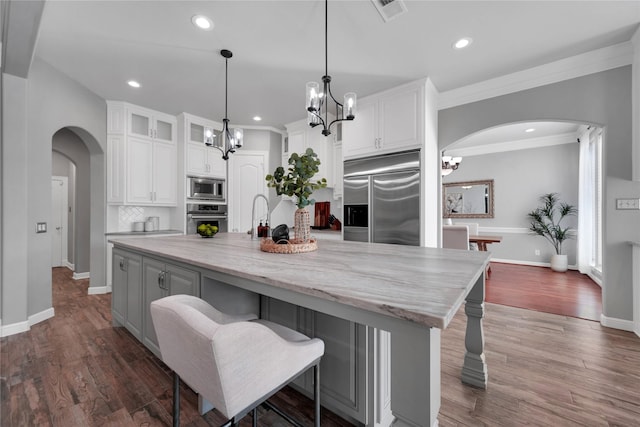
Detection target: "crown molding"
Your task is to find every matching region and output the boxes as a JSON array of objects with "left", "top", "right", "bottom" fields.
[
  {"left": 446, "top": 132, "right": 577, "bottom": 157},
  {"left": 438, "top": 42, "right": 634, "bottom": 110}
]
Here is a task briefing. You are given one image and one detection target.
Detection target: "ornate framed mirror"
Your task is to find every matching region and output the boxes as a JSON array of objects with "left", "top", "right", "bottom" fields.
[{"left": 443, "top": 179, "right": 494, "bottom": 218}]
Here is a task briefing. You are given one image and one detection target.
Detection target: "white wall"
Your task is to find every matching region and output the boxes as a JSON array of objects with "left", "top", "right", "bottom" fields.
[
  {"left": 1, "top": 74, "right": 29, "bottom": 327},
  {"left": 0, "top": 57, "right": 107, "bottom": 330},
  {"left": 443, "top": 142, "right": 580, "bottom": 265}
]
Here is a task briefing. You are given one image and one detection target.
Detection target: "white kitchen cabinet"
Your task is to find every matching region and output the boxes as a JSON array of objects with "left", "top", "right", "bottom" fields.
[
  {"left": 343, "top": 82, "right": 423, "bottom": 159},
  {"left": 107, "top": 135, "right": 125, "bottom": 204},
  {"left": 107, "top": 101, "right": 178, "bottom": 206},
  {"left": 284, "top": 119, "right": 334, "bottom": 187},
  {"left": 127, "top": 105, "right": 176, "bottom": 143},
  {"left": 142, "top": 257, "right": 200, "bottom": 357},
  {"left": 126, "top": 136, "right": 177, "bottom": 205},
  {"left": 183, "top": 116, "right": 227, "bottom": 179}
]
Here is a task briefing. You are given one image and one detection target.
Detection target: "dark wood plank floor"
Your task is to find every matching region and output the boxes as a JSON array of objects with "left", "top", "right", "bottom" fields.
[
  {"left": 486, "top": 262, "right": 602, "bottom": 321},
  {"left": 2, "top": 266, "right": 638, "bottom": 427}
]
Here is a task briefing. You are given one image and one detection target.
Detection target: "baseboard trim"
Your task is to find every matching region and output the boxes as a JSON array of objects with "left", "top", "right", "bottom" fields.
[
  {"left": 600, "top": 314, "right": 635, "bottom": 332},
  {"left": 29, "top": 307, "right": 55, "bottom": 326},
  {"left": 88, "top": 286, "right": 110, "bottom": 295},
  {"left": 73, "top": 271, "right": 90, "bottom": 280},
  {"left": 0, "top": 320, "right": 29, "bottom": 337},
  {"left": 64, "top": 261, "right": 74, "bottom": 270},
  {"left": 492, "top": 258, "right": 579, "bottom": 271},
  {"left": 1, "top": 307, "right": 56, "bottom": 337}
]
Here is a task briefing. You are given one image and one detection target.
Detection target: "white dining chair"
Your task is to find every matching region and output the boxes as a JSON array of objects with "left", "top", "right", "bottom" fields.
[
  {"left": 455, "top": 222, "right": 479, "bottom": 249},
  {"left": 443, "top": 224, "right": 470, "bottom": 250},
  {"left": 150, "top": 294, "right": 325, "bottom": 427}
]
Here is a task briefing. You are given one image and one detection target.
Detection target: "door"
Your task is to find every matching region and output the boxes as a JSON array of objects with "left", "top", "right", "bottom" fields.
[
  {"left": 51, "top": 177, "right": 68, "bottom": 267},
  {"left": 228, "top": 151, "right": 268, "bottom": 233},
  {"left": 153, "top": 141, "right": 177, "bottom": 205},
  {"left": 342, "top": 100, "right": 377, "bottom": 159},
  {"left": 142, "top": 258, "right": 167, "bottom": 355},
  {"left": 372, "top": 170, "right": 420, "bottom": 246},
  {"left": 127, "top": 137, "right": 154, "bottom": 203},
  {"left": 343, "top": 175, "right": 369, "bottom": 242}
]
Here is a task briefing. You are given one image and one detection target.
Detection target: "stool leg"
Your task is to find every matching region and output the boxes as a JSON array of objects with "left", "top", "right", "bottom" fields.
[
  {"left": 314, "top": 364, "right": 321, "bottom": 427},
  {"left": 173, "top": 372, "right": 180, "bottom": 427},
  {"left": 252, "top": 407, "right": 258, "bottom": 427}
]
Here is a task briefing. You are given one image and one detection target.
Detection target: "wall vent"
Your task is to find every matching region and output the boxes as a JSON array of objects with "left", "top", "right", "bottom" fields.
[{"left": 370, "top": 0, "right": 408, "bottom": 23}]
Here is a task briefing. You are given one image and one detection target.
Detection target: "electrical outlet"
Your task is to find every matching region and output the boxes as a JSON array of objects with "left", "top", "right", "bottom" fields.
[
  {"left": 36, "top": 222, "right": 47, "bottom": 233},
  {"left": 616, "top": 198, "right": 640, "bottom": 210},
  {"left": 535, "top": 249, "right": 540, "bottom": 256}
]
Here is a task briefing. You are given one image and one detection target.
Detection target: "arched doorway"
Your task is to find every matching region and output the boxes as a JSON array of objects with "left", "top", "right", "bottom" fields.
[
  {"left": 441, "top": 120, "right": 603, "bottom": 318},
  {"left": 50, "top": 126, "right": 106, "bottom": 293}
]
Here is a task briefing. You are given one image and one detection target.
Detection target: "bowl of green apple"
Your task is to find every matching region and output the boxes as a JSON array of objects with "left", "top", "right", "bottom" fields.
[{"left": 197, "top": 224, "right": 218, "bottom": 238}]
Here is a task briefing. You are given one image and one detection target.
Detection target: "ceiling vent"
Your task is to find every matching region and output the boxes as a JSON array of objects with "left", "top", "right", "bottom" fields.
[{"left": 370, "top": 0, "right": 408, "bottom": 23}]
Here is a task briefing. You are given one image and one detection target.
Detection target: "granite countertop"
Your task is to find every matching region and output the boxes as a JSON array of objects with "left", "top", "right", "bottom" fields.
[
  {"left": 106, "top": 229, "right": 183, "bottom": 236},
  {"left": 110, "top": 233, "right": 489, "bottom": 329}
]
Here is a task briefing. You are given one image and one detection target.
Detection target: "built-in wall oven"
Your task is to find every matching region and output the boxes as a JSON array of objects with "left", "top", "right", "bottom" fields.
[{"left": 186, "top": 204, "right": 228, "bottom": 234}]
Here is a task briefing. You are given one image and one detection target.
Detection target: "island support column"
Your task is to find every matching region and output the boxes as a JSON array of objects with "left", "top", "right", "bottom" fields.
[
  {"left": 390, "top": 324, "right": 441, "bottom": 427},
  {"left": 461, "top": 273, "right": 488, "bottom": 388}
]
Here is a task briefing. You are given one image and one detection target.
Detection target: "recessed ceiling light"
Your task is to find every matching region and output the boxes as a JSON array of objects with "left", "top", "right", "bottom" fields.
[
  {"left": 127, "top": 80, "right": 141, "bottom": 88},
  {"left": 453, "top": 37, "right": 473, "bottom": 49},
  {"left": 253, "top": 116, "right": 262, "bottom": 122},
  {"left": 525, "top": 128, "right": 536, "bottom": 133},
  {"left": 192, "top": 15, "right": 213, "bottom": 31}
]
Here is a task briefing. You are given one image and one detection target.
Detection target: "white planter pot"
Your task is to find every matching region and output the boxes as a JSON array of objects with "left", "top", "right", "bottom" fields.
[{"left": 550, "top": 254, "right": 568, "bottom": 272}]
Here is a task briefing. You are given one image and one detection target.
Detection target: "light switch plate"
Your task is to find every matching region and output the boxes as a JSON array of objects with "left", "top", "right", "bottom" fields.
[
  {"left": 616, "top": 198, "right": 640, "bottom": 210},
  {"left": 36, "top": 222, "right": 47, "bottom": 233}
]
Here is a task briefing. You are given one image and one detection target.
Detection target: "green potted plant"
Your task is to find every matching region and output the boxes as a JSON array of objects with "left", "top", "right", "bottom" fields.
[
  {"left": 266, "top": 148, "right": 327, "bottom": 242},
  {"left": 527, "top": 193, "right": 577, "bottom": 272}
]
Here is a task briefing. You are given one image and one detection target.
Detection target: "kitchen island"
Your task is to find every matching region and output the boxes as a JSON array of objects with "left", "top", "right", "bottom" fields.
[{"left": 110, "top": 233, "right": 490, "bottom": 427}]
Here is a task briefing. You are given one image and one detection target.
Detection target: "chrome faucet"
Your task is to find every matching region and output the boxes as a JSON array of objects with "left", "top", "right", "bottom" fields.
[{"left": 251, "top": 193, "right": 271, "bottom": 240}]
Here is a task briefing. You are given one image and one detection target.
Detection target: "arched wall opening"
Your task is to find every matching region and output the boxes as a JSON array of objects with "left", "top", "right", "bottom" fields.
[
  {"left": 437, "top": 65, "right": 633, "bottom": 325},
  {"left": 52, "top": 128, "right": 91, "bottom": 277}
]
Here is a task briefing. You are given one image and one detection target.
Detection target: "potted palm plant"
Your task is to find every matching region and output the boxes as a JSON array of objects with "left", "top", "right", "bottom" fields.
[
  {"left": 266, "top": 148, "right": 327, "bottom": 243},
  {"left": 527, "top": 193, "right": 577, "bottom": 272}
]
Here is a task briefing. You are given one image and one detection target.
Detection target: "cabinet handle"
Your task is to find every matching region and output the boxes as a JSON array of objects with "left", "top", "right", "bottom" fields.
[
  {"left": 119, "top": 259, "right": 125, "bottom": 270},
  {"left": 158, "top": 271, "right": 165, "bottom": 289}
]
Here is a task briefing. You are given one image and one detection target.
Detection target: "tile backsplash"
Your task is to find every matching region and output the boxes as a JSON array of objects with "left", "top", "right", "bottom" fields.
[{"left": 118, "top": 206, "right": 146, "bottom": 231}]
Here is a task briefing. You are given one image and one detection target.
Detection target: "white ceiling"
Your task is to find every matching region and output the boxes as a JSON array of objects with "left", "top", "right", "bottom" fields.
[{"left": 34, "top": 0, "right": 640, "bottom": 131}]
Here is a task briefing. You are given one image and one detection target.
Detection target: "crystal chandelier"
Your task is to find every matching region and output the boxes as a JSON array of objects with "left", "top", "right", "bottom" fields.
[{"left": 441, "top": 156, "right": 462, "bottom": 176}]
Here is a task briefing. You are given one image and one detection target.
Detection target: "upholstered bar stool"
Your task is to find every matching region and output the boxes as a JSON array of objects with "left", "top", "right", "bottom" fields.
[{"left": 150, "top": 294, "right": 325, "bottom": 427}]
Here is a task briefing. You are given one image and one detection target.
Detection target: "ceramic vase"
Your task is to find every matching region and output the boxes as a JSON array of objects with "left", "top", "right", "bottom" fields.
[{"left": 550, "top": 254, "right": 568, "bottom": 272}]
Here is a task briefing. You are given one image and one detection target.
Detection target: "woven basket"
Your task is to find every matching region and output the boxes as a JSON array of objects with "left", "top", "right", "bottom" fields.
[{"left": 260, "top": 237, "right": 318, "bottom": 254}]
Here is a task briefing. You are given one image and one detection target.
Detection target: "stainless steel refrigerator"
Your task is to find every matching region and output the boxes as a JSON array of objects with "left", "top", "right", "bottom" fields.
[{"left": 343, "top": 150, "right": 420, "bottom": 246}]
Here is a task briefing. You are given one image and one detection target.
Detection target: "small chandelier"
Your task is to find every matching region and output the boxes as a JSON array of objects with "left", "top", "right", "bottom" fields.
[
  {"left": 441, "top": 156, "right": 462, "bottom": 176},
  {"left": 305, "top": 0, "right": 356, "bottom": 136},
  {"left": 206, "top": 49, "right": 243, "bottom": 160}
]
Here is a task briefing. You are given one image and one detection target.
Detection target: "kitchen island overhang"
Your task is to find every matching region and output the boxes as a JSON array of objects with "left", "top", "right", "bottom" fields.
[{"left": 110, "top": 233, "right": 489, "bottom": 427}]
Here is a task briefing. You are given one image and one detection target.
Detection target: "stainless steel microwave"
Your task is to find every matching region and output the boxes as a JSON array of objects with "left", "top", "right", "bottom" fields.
[{"left": 187, "top": 176, "right": 225, "bottom": 201}]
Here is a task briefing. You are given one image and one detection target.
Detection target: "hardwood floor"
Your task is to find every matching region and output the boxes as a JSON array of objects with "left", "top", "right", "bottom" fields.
[
  {"left": 486, "top": 262, "right": 602, "bottom": 321},
  {"left": 2, "top": 266, "right": 638, "bottom": 427}
]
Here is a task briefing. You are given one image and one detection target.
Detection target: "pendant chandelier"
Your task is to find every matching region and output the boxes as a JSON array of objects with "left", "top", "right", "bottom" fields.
[
  {"left": 305, "top": 0, "right": 356, "bottom": 136},
  {"left": 206, "top": 49, "right": 243, "bottom": 160},
  {"left": 441, "top": 156, "right": 462, "bottom": 176}
]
